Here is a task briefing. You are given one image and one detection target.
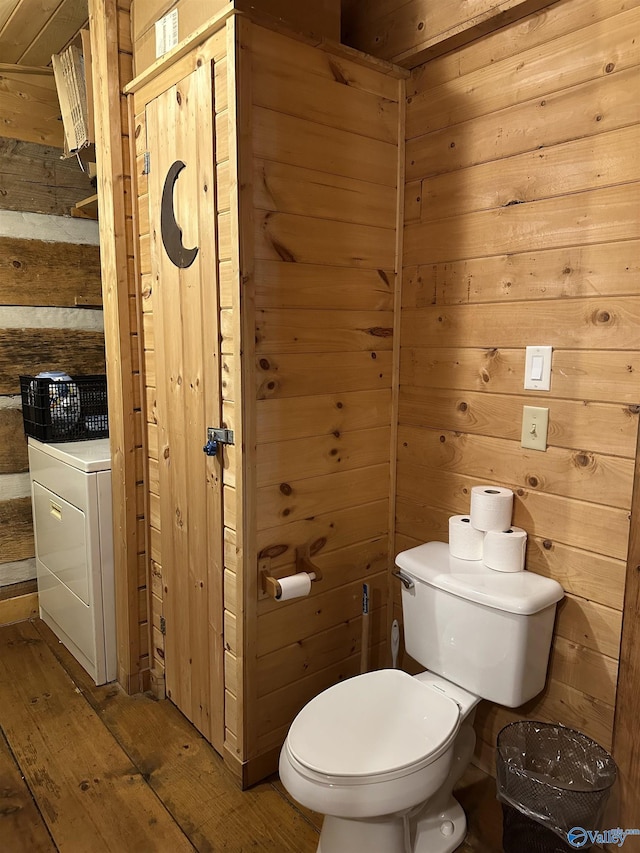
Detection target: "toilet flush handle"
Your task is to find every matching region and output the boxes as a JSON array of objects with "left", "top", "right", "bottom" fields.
[{"left": 392, "top": 570, "right": 414, "bottom": 590}]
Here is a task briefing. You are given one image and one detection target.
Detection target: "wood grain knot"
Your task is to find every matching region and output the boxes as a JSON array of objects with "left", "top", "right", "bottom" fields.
[
  {"left": 279, "top": 483, "right": 292, "bottom": 496},
  {"left": 594, "top": 310, "right": 611, "bottom": 324},
  {"left": 311, "top": 537, "right": 327, "bottom": 554},
  {"left": 605, "top": 62, "right": 615, "bottom": 73},
  {"left": 543, "top": 540, "right": 553, "bottom": 550},
  {"left": 336, "top": 401, "right": 344, "bottom": 409},
  {"left": 627, "top": 405, "right": 640, "bottom": 415},
  {"left": 439, "top": 435, "right": 446, "bottom": 443},
  {"left": 259, "top": 358, "right": 270, "bottom": 370},
  {"left": 259, "top": 544, "right": 288, "bottom": 558},
  {"left": 517, "top": 489, "right": 525, "bottom": 496},
  {"left": 11, "top": 260, "right": 20, "bottom": 268},
  {"left": 367, "top": 326, "right": 393, "bottom": 337},
  {"left": 457, "top": 402, "right": 468, "bottom": 412},
  {"left": 176, "top": 91, "right": 182, "bottom": 105},
  {"left": 270, "top": 238, "right": 296, "bottom": 263},
  {"left": 328, "top": 59, "right": 349, "bottom": 86},
  {"left": 528, "top": 476, "right": 539, "bottom": 487},
  {"left": 481, "top": 370, "right": 490, "bottom": 383},
  {"left": 574, "top": 453, "right": 591, "bottom": 468},
  {"left": 377, "top": 269, "right": 390, "bottom": 287}
]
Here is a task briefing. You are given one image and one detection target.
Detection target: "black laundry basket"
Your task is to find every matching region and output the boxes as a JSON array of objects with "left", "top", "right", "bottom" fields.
[
  {"left": 496, "top": 721, "right": 617, "bottom": 853},
  {"left": 20, "top": 374, "right": 109, "bottom": 442}
]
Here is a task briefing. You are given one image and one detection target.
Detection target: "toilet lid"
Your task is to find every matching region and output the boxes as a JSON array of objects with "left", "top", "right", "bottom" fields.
[{"left": 287, "top": 670, "right": 460, "bottom": 778}]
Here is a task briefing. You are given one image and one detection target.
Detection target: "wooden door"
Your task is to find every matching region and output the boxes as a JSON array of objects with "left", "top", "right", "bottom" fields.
[{"left": 145, "top": 61, "right": 224, "bottom": 752}]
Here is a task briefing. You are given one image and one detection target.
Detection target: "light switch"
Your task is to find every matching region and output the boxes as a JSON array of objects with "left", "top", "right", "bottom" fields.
[
  {"left": 524, "top": 346, "right": 552, "bottom": 391},
  {"left": 531, "top": 355, "right": 544, "bottom": 381},
  {"left": 521, "top": 406, "right": 549, "bottom": 451}
]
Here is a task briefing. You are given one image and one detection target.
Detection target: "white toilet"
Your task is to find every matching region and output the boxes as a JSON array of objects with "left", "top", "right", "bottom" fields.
[{"left": 279, "top": 541, "right": 564, "bottom": 853}]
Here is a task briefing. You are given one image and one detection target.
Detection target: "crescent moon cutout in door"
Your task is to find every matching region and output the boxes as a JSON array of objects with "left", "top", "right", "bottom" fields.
[{"left": 160, "top": 160, "right": 199, "bottom": 268}]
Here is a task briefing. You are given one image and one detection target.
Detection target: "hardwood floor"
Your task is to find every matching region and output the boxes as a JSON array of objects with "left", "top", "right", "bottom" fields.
[{"left": 0, "top": 619, "right": 502, "bottom": 852}]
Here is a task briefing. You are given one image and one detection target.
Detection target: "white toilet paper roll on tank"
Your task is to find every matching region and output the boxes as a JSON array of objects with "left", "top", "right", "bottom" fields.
[
  {"left": 483, "top": 527, "right": 527, "bottom": 572},
  {"left": 449, "top": 515, "right": 484, "bottom": 560},
  {"left": 469, "top": 485, "right": 514, "bottom": 532}
]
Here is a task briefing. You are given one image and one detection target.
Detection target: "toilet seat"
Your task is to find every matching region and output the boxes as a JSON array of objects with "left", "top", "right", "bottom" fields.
[{"left": 286, "top": 669, "right": 461, "bottom": 786}]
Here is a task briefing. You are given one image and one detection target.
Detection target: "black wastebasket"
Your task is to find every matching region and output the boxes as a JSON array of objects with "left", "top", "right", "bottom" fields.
[{"left": 496, "top": 721, "right": 617, "bottom": 853}]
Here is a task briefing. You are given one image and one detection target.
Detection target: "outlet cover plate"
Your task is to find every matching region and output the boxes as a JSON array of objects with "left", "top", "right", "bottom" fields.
[{"left": 521, "top": 406, "right": 549, "bottom": 451}]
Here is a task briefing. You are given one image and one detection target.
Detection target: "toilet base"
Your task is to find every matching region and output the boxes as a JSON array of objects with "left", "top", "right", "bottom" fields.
[
  {"left": 413, "top": 796, "right": 467, "bottom": 853},
  {"left": 315, "top": 797, "right": 466, "bottom": 853},
  {"left": 318, "top": 814, "right": 407, "bottom": 853}
]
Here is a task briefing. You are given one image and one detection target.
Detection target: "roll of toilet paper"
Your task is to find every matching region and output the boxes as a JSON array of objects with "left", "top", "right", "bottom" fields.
[
  {"left": 483, "top": 527, "right": 527, "bottom": 573},
  {"left": 470, "top": 485, "right": 514, "bottom": 532},
  {"left": 449, "top": 515, "right": 484, "bottom": 560},
  {"left": 276, "top": 572, "right": 313, "bottom": 601}
]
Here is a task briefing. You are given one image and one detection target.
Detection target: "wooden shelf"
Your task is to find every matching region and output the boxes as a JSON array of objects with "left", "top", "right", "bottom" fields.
[{"left": 71, "top": 193, "right": 98, "bottom": 219}]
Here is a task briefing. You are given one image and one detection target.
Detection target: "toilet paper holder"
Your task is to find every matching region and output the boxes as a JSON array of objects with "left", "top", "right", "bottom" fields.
[{"left": 259, "top": 543, "right": 323, "bottom": 600}]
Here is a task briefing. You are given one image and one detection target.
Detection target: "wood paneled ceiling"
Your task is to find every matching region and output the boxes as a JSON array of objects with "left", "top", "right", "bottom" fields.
[{"left": 0, "top": 0, "right": 88, "bottom": 68}]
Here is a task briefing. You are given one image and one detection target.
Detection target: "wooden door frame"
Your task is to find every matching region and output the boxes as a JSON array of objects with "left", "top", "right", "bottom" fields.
[
  {"left": 612, "top": 415, "right": 640, "bottom": 825},
  {"left": 89, "top": 0, "right": 148, "bottom": 694}
]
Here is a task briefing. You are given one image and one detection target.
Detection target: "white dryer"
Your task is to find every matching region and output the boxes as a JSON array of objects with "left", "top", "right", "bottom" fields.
[{"left": 28, "top": 437, "right": 116, "bottom": 685}]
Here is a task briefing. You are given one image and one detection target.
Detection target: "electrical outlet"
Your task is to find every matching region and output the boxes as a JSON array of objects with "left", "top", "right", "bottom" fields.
[{"left": 521, "top": 406, "right": 549, "bottom": 451}]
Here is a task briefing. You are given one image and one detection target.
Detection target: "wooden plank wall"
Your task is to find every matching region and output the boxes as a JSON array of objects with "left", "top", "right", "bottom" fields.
[
  {"left": 0, "top": 69, "right": 63, "bottom": 148},
  {"left": 131, "top": 0, "right": 341, "bottom": 76},
  {"left": 398, "top": 0, "right": 640, "bottom": 770},
  {"left": 0, "top": 138, "right": 103, "bottom": 604},
  {"left": 131, "top": 28, "right": 232, "bottom": 706},
  {"left": 89, "top": 0, "right": 150, "bottom": 691},
  {"left": 0, "top": 139, "right": 94, "bottom": 215},
  {"left": 246, "top": 24, "right": 403, "bottom": 768},
  {"left": 341, "top": 0, "right": 558, "bottom": 67}
]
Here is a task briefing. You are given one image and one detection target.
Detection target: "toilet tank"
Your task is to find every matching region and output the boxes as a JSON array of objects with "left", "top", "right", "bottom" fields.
[{"left": 396, "top": 542, "right": 563, "bottom": 708}]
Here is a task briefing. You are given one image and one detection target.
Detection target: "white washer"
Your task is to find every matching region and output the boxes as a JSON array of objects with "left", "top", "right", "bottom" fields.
[{"left": 28, "top": 437, "right": 116, "bottom": 685}]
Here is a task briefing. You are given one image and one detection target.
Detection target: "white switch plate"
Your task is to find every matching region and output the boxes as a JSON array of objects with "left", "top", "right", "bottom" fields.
[
  {"left": 524, "top": 346, "right": 552, "bottom": 390},
  {"left": 521, "top": 406, "right": 549, "bottom": 451}
]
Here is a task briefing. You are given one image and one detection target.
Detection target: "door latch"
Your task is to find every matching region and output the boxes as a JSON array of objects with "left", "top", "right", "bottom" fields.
[{"left": 203, "top": 427, "right": 234, "bottom": 456}]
